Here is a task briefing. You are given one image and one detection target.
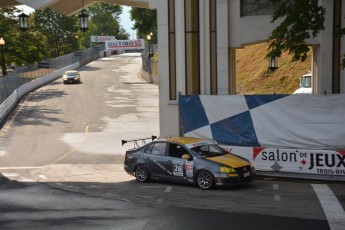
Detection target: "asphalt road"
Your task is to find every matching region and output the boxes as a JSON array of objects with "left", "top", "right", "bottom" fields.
[{"left": 0, "top": 53, "right": 344, "bottom": 229}]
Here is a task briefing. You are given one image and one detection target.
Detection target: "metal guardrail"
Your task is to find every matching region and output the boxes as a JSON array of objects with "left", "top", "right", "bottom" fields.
[
  {"left": 141, "top": 52, "right": 158, "bottom": 76},
  {"left": 0, "top": 45, "right": 105, "bottom": 105}
]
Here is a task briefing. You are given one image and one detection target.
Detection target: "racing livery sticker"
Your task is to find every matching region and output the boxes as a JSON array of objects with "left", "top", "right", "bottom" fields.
[
  {"left": 173, "top": 160, "right": 183, "bottom": 176},
  {"left": 153, "top": 160, "right": 172, "bottom": 175},
  {"left": 185, "top": 162, "right": 193, "bottom": 177}
]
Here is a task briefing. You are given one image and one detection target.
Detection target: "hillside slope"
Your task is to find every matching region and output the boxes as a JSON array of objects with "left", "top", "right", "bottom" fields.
[{"left": 236, "top": 43, "right": 311, "bottom": 94}]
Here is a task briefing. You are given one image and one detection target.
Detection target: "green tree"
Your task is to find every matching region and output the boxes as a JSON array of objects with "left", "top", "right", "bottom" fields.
[
  {"left": 32, "top": 8, "right": 78, "bottom": 57},
  {"left": 87, "top": 3, "right": 129, "bottom": 40},
  {"left": 130, "top": 7, "right": 157, "bottom": 43},
  {"left": 0, "top": 7, "right": 48, "bottom": 66},
  {"left": 267, "top": 0, "right": 325, "bottom": 62}
]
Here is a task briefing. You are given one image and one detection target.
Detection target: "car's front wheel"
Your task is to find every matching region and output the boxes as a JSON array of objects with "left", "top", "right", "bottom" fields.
[
  {"left": 196, "top": 170, "right": 214, "bottom": 190},
  {"left": 134, "top": 165, "right": 150, "bottom": 182}
]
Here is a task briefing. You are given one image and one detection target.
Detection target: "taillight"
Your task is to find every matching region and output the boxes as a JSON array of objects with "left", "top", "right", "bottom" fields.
[{"left": 125, "top": 151, "right": 132, "bottom": 162}]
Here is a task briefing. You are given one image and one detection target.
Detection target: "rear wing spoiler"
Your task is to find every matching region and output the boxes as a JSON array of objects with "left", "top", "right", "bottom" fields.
[{"left": 122, "top": 135, "right": 157, "bottom": 149}]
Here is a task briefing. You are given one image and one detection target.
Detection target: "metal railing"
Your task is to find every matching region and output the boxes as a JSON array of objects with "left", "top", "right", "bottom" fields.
[
  {"left": 141, "top": 48, "right": 158, "bottom": 76},
  {"left": 0, "top": 44, "right": 105, "bottom": 104}
]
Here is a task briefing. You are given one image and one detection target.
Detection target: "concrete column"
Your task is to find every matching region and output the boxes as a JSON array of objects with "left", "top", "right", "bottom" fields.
[
  {"left": 318, "top": 0, "right": 334, "bottom": 94},
  {"left": 217, "top": 0, "right": 229, "bottom": 95}
]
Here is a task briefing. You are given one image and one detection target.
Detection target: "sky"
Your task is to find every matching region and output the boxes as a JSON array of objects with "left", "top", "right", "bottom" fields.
[
  {"left": 20, "top": 5, "right": 136, "bottom": 39},
  {"left": 120, "top": 6, "right": 136, "bottom": 39}
]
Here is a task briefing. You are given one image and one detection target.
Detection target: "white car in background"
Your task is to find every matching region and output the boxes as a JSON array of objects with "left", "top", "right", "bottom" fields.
[
  {"left": 62, "top": 70, "right": 81, "bottom": 84},
  {"left": 293, "top": 72, "right": 312, "bottom": 94}
]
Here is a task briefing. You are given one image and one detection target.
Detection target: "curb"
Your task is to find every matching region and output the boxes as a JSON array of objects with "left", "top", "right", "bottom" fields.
[{"left": 0, "top": 174, "right": 8, "bottom": 184}]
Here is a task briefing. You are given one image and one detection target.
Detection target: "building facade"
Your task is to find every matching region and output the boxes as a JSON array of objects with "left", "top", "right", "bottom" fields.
[{"left": 156, "top": 0, "right": 345, "bottom": 137}]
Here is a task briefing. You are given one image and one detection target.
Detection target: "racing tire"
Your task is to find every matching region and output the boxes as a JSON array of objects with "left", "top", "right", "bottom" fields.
[
  {"left": 134, "top": 165, "right": 150, "bottom": 183},
  {"left": 196, "top": 170, "right": 215, "bottom": 190}
]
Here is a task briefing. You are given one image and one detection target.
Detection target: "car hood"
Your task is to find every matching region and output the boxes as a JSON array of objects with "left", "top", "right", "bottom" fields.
[{"left": 206, "top": 154, "right": 249, "bottom": 168}]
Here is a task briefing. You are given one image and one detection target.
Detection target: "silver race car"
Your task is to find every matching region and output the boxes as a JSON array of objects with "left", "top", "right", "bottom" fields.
[{"left": 124, "top": 137, "right": 255, "bottom": 189}]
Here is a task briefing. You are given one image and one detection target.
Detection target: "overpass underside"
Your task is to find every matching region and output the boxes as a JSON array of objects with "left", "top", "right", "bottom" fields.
[{"left": 0, "top": 0, "right": 152, "bottom": 15}]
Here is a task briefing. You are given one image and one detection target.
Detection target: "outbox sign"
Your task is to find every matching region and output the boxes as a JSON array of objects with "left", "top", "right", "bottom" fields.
[
  {"left": 106, "top": 39, "right": 145, "bottom": 50},
  {"left": 222, "top": 145, "right": 345, "bottom": 180},
  {"left": 91, "top": 36, "right": 116, "bottom": 42}
]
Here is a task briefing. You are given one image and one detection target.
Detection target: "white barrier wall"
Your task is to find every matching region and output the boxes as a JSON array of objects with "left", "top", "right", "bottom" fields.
[
  {"left": 0, "top": 62, "right": 80, "bottom": 124},
  {"left": 222, "top": 145, "right": 345, "bottom": 181}
]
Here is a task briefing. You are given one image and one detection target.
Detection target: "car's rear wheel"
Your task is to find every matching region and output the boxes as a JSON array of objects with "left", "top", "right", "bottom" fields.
[
  {"left": 134, "top": 165, "right": 150, "bottom": 182},
  {"left": 196, "top": 170, "right": 214, "bottom": 190}
]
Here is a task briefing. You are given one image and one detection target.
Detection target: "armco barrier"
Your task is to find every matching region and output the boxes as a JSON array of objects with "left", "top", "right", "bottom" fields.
[
  {"left": 0, "top": 62, "right": 80, "bottom": 125},
  {"left": 16, "top": 63, "right": 79, "bottom": 98}
]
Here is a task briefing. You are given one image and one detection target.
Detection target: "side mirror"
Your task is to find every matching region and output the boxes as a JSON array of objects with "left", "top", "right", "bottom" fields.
[{"left": 182, "top": 154, "right": 192, "bottom": 160}]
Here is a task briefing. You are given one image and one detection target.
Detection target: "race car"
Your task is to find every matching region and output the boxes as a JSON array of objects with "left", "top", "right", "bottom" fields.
[{"left": 123, "top": 137, "right": 255, "bottom": 189}]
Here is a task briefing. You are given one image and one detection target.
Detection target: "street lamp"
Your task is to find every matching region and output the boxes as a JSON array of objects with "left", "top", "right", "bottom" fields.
[
  {"left": 79, "top": 0, "right": 88, "bottom": 32},
  {"left": 146, "top": 34, "right": 153, "bottom": 83},
  {"left": 19, "top": 12, "right": 29, "bottom": 32},
  {"left": 146, "top": 34, "right": 151, "bottom": 58},
  {"left": 79, "top": 10, "right": 89, "bottom": 32},
  {"left": 0, "top": 38, "right": 7, "bottom": 77},
  {"left": 268, "top": 55, "right": 278, "bottom": 71}
]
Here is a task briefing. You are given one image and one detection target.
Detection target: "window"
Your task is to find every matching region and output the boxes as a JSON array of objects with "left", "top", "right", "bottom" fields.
[
  {"left": 168, "top": 143, "right": 188, "bottom": 158},
  {"left": 191, "top": 144, "right": 227, "bottom": 157},
  {"left": 145, "top": 142, "right": 167, "bottom": 155}
]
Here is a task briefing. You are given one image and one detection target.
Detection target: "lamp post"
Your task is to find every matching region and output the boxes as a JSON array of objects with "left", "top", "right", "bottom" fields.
[
  {"left": 146, "top": 34, "right": 152, "bottom": 58},
  {"left": 146, "top": 34, "right": 153, "bottom": 83},
  {"left": 0, "top": 38, "right": 7, "bottom": 77}
]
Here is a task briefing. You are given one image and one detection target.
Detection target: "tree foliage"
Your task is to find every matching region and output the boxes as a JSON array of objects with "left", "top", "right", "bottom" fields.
[
  {"left": 130, "top": 7, "right": 157, "bottom": 43},
  {"left": 267, "top": 0, "right": 325, "bottom": 62},
  {"left": 87, "top": 3, "right": 129, "bottom": 40},
  {"left": 0, "top": 3, "right": 130, "bottom": 67},
  {"left": 32, "top": 8, "right": 78, "bottom": 57},
  {"left": 0, "top": 7, "right": 47, "bottom": 66}
]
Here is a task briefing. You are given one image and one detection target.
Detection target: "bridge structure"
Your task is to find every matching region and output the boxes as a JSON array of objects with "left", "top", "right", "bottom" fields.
[{"left": 0, "top": 0, "right": 343, "bottom": 139}]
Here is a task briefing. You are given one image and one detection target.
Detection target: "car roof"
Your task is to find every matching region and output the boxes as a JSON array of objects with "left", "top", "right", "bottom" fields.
[
  {"left": 165, "top": 137, "right": 208, "bottom": 145},
  {"left": 64, "top": 70, "right": 78, "bottom": 74}
]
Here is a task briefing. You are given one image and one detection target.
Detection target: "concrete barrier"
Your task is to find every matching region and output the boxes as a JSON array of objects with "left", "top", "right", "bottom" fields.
[{"left": 0, "top": 62, "right": 80, "bottom": 125}]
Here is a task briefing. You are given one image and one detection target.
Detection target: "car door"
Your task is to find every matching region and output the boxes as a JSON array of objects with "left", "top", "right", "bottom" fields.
[
  {"left": 158, "top": 143, "right": 194, "bottom": 182},
  {"left": 143, "top": 142, "right": 173, "bottom": 179}
]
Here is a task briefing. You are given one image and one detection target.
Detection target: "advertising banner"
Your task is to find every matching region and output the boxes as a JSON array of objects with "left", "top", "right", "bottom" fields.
[
  {"left": 221, "top": 145, "right": 345, "bottom": 180},
  {"left": 91, "top": 36, "right": 116, "bottom": 42},
  {"left": 179, "top": 94, "right": 345, "bottom": 180},
  {"left": 179, "top": 94, "right": 345, "bottom": 149},
  {"left": 106, "top": 39, "right": 145, "bottom": 50}
]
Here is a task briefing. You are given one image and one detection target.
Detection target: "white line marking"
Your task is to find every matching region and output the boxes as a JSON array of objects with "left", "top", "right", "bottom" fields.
[
  {"left": 164, "top": 186, "right": 172, "bottom": 192},
  {"left": 18, "top": 178, "right": 36, "bottom": 182},
  {"left": 1, "top": 173, "right": 18, "bottom": 177},
  {"left": 0, "top": 166, "right": 42, "bottom": 170},
  {"left": 39, "top": 175, "right": 47, "bottom": 180},
  {"left": 141, "top": 186, "right": 167, "bottom": 189},
  {"left": 312, "top": 184, "right": 345, "bottom": 230}
]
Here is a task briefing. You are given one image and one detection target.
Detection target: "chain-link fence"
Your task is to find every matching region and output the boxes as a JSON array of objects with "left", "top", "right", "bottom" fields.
[
  {"left": 0, "top": 44, "right": 105, "bottom": 104},
  {"left": 141, "top": 46, "right": 158, "bottom": 76}
]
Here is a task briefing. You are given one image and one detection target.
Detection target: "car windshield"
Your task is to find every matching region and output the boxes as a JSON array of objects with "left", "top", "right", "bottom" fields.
[
  {"left": 191, "top": 143, "right": 228, "bottom": 158},
  {"left": 66, "top": 72, "right": 77, "bottom": 76},
  {"left": 300, "top": 76, "right": 311, "bottom": 87}
]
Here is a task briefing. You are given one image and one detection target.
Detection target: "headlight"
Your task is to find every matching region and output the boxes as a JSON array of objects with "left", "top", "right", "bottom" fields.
[
  {"left": 250, "top": 163, "right": 256, "bottom": 172},
  {"left": 219, "top": 166, "right": 236, "bottom": 174}
]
